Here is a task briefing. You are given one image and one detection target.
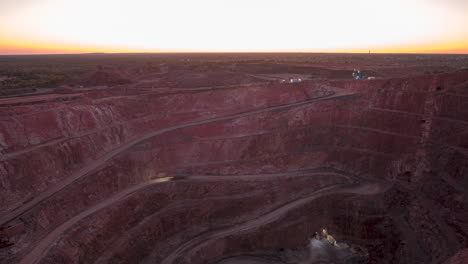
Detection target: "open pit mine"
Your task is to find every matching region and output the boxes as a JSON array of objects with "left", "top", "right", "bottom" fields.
[{"left": 0, "top": 58, "right": 467, "bottom": 264}]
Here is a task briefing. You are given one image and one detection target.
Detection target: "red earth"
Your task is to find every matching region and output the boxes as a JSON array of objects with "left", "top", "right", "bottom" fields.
[{"left": 0, "top": 53, "right": 468, "bottom": 264}]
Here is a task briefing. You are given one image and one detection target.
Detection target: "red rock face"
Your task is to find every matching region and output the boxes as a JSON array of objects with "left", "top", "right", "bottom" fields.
[
  {"left": 442, "top": 249, "right": 468, "bottom": 264},
  {"left": 1, "top": 72, "right": 467, "bottom": 264}
]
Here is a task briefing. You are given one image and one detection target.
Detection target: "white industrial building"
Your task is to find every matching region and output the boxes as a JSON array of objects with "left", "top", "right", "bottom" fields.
[{"left": 289, "top": 78, "right": 302, "bottom": 83}]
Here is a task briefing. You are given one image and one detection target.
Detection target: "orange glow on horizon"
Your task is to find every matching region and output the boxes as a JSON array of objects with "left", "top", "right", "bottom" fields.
[
  {"left": 0, "top": 40, "right": 141, "bottom": 55},
  {"left": 1, "top": 0, "right": 467, "bottom": 55},
  {"left": 2, "top": 41, "right": 466, "bottom": 55},
  {"left": 1, "top": 34, "right": 467, "bottom": 55}
]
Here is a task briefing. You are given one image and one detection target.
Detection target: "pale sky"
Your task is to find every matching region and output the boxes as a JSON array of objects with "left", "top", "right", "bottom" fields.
[{"left": 0, "top": 0, "right": 467, "bottom": 54}]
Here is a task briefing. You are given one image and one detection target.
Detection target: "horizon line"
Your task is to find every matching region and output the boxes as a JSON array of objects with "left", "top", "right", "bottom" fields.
[{"left": 1, "top": 51, "right": 468, "bottom": 56}]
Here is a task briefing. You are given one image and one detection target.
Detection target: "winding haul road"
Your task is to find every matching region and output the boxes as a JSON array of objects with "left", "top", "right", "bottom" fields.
[
  {"left": 10, "top": 88, "right": 366, "bottom": 264},
  {"left": 18, "top": 170, "right": 389, "bottom": 264},
  {"left": 160, "top": 180, "right": 390, "bottom": 264},
  {"left": 1, "top": 89, "right": 354, "bottom": 226},
  {"left": 17, "top": 170, "right": 344, "bottom": 264}
]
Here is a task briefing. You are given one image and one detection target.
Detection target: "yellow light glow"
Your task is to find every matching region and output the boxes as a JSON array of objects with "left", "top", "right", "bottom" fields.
[{"left": 0, "top": 0, "right": 467, "bottom": 54}]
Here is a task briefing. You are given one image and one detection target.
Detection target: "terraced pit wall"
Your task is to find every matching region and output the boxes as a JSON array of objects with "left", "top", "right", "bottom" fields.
[{"left": 0, "top": 72, "right": 467, "bottom": 264}]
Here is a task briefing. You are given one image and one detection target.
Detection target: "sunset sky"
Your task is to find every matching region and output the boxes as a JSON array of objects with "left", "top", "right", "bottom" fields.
[{"left": 1, "top": 0, "right": 467, "bottom": 54}]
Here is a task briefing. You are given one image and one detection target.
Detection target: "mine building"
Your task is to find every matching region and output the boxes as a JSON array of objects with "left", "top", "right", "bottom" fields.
[{"left": 289, "top": 78, "right": 302, "bottom": 83}]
